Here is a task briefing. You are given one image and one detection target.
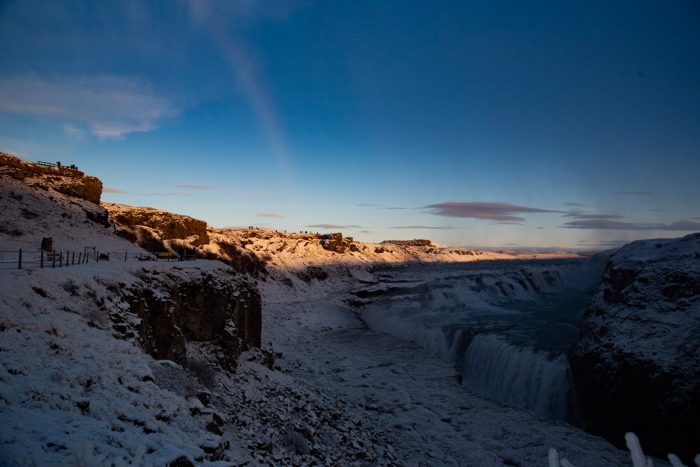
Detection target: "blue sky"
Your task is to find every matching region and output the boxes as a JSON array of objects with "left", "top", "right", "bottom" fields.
[{"left": 1, "top": 0, "right": 699, "bottom": 248}]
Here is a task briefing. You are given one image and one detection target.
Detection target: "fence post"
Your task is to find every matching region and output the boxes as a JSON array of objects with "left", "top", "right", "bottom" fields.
[
  {"left": 124, "top": 252, "right": 127, "bottom": 262},
  {"left": 18, "top": 249, "right": 22, "bottom": 269},
  {"left": 59, "top": 252, "right": 63, "bottom": 267},
  {"left": 52, "top": 251, "right": 56, "bottom": 268},
  {"left": 78, "top": 252, "right": 82, "bottom": 264},
  {"left": 72, "top": 251, "right": 75, "bottom": 265},
  {"left": 96, "top": 251, "right": 99, "bottom": 263},
  {"left": 40, "top": 249, "right": 44, "bottom": 269}
]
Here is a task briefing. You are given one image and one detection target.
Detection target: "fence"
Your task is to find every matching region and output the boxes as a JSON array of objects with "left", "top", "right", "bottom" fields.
[{"left": 0, "top": 249, "right": 198, "bottom": 270}]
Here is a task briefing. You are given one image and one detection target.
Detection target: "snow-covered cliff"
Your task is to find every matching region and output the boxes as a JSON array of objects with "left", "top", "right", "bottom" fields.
[{"left": 570, "top": 233, "right": 700, "bottom": 462}]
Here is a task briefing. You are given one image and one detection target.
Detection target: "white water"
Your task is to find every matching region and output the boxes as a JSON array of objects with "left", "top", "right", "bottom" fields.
[
  {"left": 358, "top": 259, "right": 604, "bottom": 422},
  {"left": 458, "top": 334, "right": 571, "bottom": 420}
]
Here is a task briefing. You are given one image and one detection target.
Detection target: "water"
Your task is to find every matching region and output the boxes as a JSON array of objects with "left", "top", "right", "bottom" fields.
[{"left": 358, "top": 258, "right": 603, "bottom": 420}]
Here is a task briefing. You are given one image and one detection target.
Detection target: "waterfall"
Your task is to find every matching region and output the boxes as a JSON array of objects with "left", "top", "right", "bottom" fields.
[{"left": 458, "top": 334, "right": 572, "bottom": 420}]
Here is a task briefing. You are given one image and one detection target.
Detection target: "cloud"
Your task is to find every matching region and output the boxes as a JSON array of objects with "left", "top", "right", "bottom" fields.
[
  {"left": 256, "top": 211, "right": 286, "bottom": 219},
  {"left": 138, "top": 192, "right": 189, "bottom": 197},
  {"left": 562, "top": 219, "right": 700, "bottom": 231},
  {"left": 103, "top": 187, "right": 129, "bottom": 194},
  {"left": 425, "top": 202, "right": 557, "bottom": 222},
  {"left": 63, "top": 123, "right": 86, "bottom": 141},
  {"left": 186, "top": 1, "right": 304, "bottom": 170},
  {"left": 616, "top": 191, "right": 656, "bottom": 196},
  {"left": 391, "top": 225, "right": 450, "bottom": 230},
  {"left": 176, "top": 184, "right": 212, "bottom": 190},
  {"left": 563, "top": 212, "right": 623, "bottom": 220},
  {"left": 187, "top": 0, "right": 304, "bottom": 23},
  {"left": 0, "top": 74, "right": 175, "bottom": 138},
  {"left": 565, "top": 202, "right": 586, "bottom": 207},
  {"left": 357, "top": 203, "right": 410, "bottom": 210},
  {"left": 174, "top": 184, "right": 251, "bottom": 195},
  {"left": 306, "top": 224, "right": 363, "bottom": 229}
]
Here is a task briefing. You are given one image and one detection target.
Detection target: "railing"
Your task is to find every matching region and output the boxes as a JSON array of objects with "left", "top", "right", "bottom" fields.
[{"left": 0, "top": 249, "right": 199, "bottom": 270}]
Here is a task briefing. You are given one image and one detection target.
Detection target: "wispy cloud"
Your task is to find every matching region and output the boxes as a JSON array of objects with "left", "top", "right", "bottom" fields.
[
  {"left": 357, "top": 203, "right": 410, "bottom": 210},
  {"left": 425, "top": 202, "right": 557, "bottom": 222},
  {"left": 102, "top": 189, "right": 189, "bottom": 197},
  {"left": 563, "top": 212, "right": 623, "bottom": 220},
  {"left": 306, "top": 224, "right": 363, "bottom": 229},
  {"left": 103, "top": 187, "right": 129, "bottom": 194},
  {"left": 565, "top": 202, "right": 586, "bottom": 207},
  {"left": 616, "top": 191, "right": 656, "bottom": 196},
  {"left": 174, "top": 184, "right": 252, "bottom": 195},
  {"left": 562, "top": 219, "right": 700, "bottom": 231},
  {"left": 391, "top": 225, "right": 451, "bottom": 230},
  {"left": 138, "top": 192, "right": 189, "bottom": 197},
  {"left": 0, "top": 74, "right": 175, "bottom": 138},
  {"left": 176, "top": 184, "right": 212, "bottom": 190},
  {"left": 187, "top": 1, "right": 304, "bottom": 170},
  {"left": 256, "top": 211, "right": 286, "bottom": 219}
]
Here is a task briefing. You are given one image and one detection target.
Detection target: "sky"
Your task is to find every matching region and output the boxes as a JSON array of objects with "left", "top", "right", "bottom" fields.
[{"left": 1, "top": 0, "right": 699, "bottom": 249}]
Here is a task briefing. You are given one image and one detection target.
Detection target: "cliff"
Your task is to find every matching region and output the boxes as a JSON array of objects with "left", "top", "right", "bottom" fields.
[
  {"left": 117, "top": 266, "right": 261, "bottom": 370},
  {"left": 569, "top": 233, "right": 700, "bottom": 462},
  {"left": 0, "top": 151, "right": 103, "bottom": 204},
  {"left": 103, "top": 203, "right": 210, "bottom": 248}
]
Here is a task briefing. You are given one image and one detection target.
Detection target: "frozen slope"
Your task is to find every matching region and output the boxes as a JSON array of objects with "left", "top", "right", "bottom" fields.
[{"left": 259, "top": 278, "right": 633, "bottom": 466}]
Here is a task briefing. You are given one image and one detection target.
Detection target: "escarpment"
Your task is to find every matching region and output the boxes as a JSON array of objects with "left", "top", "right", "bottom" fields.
[
  {"left": 112, "top": 267, "right": 261, "bottom": 370},
  {"left": 569, "top": 233, "right": 700, "bottom": 462},
  {"left": 103, "top": 203, "right": 210, "bottom": 248},
  {"left": 0, "top": 151, "right": 103, "bottom": 204}
]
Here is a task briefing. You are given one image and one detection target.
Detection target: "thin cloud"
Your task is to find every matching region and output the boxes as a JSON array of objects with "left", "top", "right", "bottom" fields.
[
  {"left": 306, "top": 224, "right": 363, "bottom": 229},
  {"left": 563, "top": 212, "right": 623, "bottom": 220},
  {"left": 104, "top": 187, "right": 129, "bottom": 194},
  {"left": 391, "top": 225, "right": 450, "bottom": 230},
  {"left": 138, "top": 192, "right": 189, "bottom": 197},
  {"left": 616, "top": 191, "right": 656, "bottom": 196},
  {"left": 175, "top": 184, "right": 252, "bottom": 195},
  {"left": 176, "top": 184, "right": 212, "bottom": 190},
  {"left": 256, "top": 211, "right": 286, "bottom": 219},
  {"left": 0, "top": 74, "right": 175, "bottom": 138},
  {"left": 425, "top": 202, "right": 558, "bottom": 222},
  {"left": 562, "top": 219, "right": 700, "bottom": 231},
  {"left": 565, "top": 202, "right": 586, "bottom": 207}
]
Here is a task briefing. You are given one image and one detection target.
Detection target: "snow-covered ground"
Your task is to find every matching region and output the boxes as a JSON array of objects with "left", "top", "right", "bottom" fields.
[
  {"left": 0, "top": 161, "right": 673, "bottom": 465},
  {"left": 256, "top": 277, "right": 636, "bottom": 466}
]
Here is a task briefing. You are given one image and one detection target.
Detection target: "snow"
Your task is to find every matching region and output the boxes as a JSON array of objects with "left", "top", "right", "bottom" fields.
[{"left": 0, "top": 170, "right": 673, "bottom": 465}]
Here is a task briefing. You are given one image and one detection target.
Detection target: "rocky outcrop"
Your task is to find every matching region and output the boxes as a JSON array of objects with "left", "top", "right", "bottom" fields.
[
  {"left": 319, "top": 233, "right": 353, "bottom": 253},
  {"left": 104, "top": 203, "right": 210, "bottom": 248},
  {"left": 569, "top": 233, "right": 700, "bottom": 462},
  {"left": 118, "top": 268, "right": 261, "bottom": 369},
  {"left": 0, "top": 151, "right": 103, "bottom": 204}
]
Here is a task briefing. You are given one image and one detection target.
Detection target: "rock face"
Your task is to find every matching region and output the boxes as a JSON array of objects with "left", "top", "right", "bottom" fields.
[
  {"left": 319, "top": 232, "right": 351, "bottom": 253},
  {"left": 0, "top": 151, "right": 103, "bottom": 204},
  {"left": 104, "top": 203, "right": 210, "bottom": 248},
  {"left": 569, "top": 233, "right": 700, "bottom": 461},
  {"left": 118, "top": 268, "right": 261, "bottom": 369}
]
